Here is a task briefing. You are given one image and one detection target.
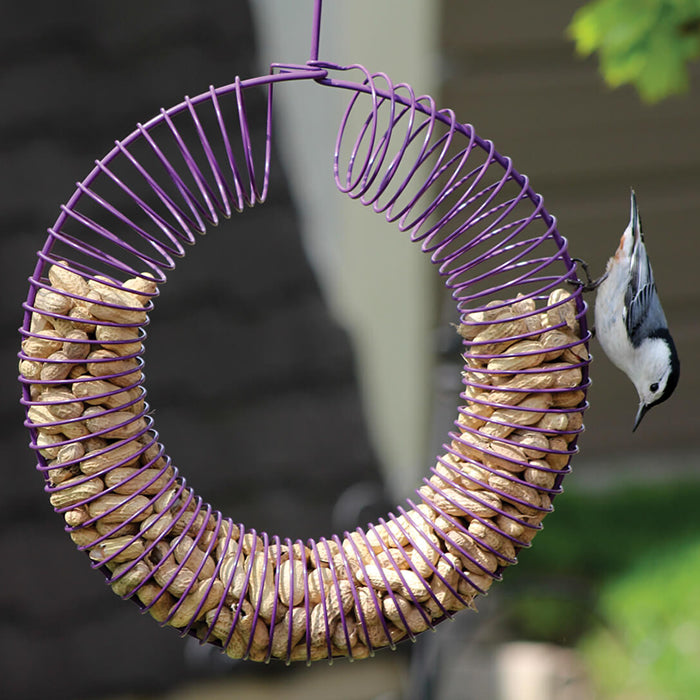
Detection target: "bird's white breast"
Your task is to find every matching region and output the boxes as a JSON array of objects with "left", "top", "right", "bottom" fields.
[{"left": 594, "top": 248, "right": 635, "bottom": 377}]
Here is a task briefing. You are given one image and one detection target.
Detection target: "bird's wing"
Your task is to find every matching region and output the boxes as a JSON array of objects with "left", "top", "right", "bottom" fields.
[{"left": 624, "top": 235, "right": 658, "bottom": 343}]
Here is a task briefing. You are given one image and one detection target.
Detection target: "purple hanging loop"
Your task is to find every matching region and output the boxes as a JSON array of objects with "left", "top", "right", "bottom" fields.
[{"left": 19, "top": 0, "right": 591, "bottom": 665}]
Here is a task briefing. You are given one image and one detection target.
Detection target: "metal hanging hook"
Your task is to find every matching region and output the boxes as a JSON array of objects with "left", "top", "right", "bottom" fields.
[{"left": 310, "top": 0, "right": 324, "bottom": 62}]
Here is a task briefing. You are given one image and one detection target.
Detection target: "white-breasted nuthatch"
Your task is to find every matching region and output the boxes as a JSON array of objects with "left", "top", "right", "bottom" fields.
[{"left": 579, "top": 190, "right": 680, "bottom": 431}]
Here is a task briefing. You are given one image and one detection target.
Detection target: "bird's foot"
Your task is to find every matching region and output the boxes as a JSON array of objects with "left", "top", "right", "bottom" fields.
[{"left": 570, "top": 258, "right": 606, "bottom": 292}]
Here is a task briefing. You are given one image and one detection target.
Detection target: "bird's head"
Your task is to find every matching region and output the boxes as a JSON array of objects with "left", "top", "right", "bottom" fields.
[{"left": 633, "top": 329, "right": 680, "bottom": 431}]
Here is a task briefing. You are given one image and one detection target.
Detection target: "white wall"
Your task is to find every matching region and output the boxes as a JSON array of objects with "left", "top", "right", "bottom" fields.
[{"left": 251, "top": 0, "right": 441, "bottom": 498}]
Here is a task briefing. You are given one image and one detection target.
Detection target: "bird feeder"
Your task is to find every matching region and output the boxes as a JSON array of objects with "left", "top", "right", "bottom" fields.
[{"left": 18, "top": 0, "right": 591, "bottom": 664}]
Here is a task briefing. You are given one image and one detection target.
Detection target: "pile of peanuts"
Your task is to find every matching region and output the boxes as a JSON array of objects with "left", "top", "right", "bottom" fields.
[{"left": 20, "top": 262, "right": 587, "bottom": 662}]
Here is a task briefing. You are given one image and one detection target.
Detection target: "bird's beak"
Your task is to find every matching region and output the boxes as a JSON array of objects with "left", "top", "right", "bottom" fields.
[
  {"left": 629, "top": 189, "right": 641, "bottom": 236},
  {"left": 633, "top": 401, "right": 649, "bottom": 432}
]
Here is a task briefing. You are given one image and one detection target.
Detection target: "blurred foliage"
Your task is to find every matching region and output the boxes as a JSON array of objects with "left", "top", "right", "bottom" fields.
[
  {"left": 498, "top": 480, "right": 700, "bottom": 646},
  {"left": 510, "top": 480, "right": 700, "bottom": 581},
  {"left": 568, "top": 0, "right": 700, "bottom": 102},
  {"left": 579, "top": 538, "right": 700, "bottom": 699}
]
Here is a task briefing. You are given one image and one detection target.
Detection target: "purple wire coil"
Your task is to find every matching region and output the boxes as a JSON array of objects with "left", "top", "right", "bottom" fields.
[{"left": 18, "top": 59, "right": 591, "bottom": 664}]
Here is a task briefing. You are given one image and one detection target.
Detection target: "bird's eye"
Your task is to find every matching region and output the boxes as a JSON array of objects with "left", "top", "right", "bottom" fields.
[{"left": 650, "top": 382, "right": 659, "bottom": 393}]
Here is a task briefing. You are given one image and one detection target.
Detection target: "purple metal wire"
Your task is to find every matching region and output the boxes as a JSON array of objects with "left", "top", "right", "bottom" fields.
[
  {"left": 310, "top": 0, "right": 323, "bottom": 62},
  {"left": 19, "top": 46, "right": 591, "bottom": 663},
  {"left": 218, "top": 524, "right": 247, "bottom": 651}
]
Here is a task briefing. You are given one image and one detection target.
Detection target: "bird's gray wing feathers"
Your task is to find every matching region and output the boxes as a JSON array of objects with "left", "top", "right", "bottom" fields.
[{"left": 624, "top": 236, "right": 665, "bottom": 343}]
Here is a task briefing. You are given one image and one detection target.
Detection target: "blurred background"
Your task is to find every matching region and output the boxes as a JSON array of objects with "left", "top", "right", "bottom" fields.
[{"left": 2, "top": 1, "right": 699, "bottom": 698}]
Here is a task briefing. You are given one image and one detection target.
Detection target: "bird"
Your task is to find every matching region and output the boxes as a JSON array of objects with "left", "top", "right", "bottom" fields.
[{"left": 577, "top": 190, "right": 680, "bottom": 431}]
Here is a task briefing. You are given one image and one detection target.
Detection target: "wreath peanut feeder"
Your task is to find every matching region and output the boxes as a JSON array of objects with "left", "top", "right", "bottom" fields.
[{"left": 18, "top": 7, "right": 591, "bottom": 667}]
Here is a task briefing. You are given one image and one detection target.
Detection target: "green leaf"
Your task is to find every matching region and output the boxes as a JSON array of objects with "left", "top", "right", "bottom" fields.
[
  {"left": 636, "top": 30, "right": 691, "bottom": 101},
  {"left": 568, "top": 0, "right": 700, "bottom": 102}
]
